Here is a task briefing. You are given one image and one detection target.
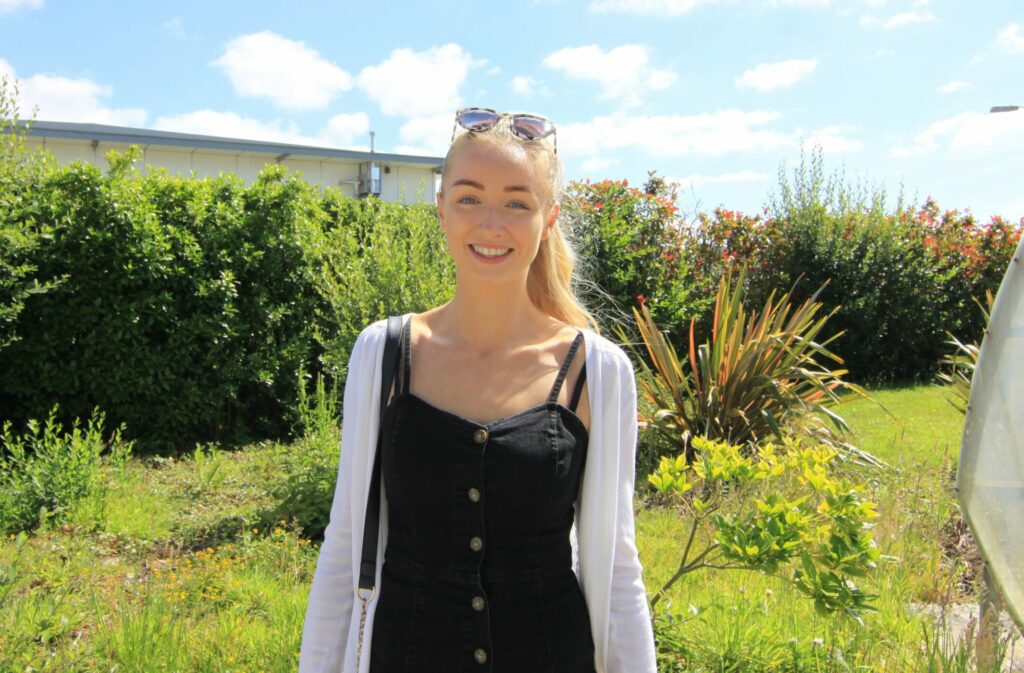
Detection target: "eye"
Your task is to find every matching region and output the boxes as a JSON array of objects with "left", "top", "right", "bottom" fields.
[
  {"left": 507, "top": 200, "right": 530, "bottom": 210},
  {"left": 457, "top": 195, "right": 480, "bottom": 205}
]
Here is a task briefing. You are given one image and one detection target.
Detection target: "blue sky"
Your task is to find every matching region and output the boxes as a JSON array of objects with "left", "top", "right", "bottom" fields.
[{"left": 1, "top": 0, "right": 1022, "bottom": 221}]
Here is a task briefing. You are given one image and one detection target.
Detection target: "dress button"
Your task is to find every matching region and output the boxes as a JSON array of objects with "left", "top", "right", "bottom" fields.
[
  {"left": 472, "top": 595, "right": 486, "bottom": 611},
  {"left": 468, "top": 487, "right": 481, "bottom": 502},
  {"left": 474, "top": 648, "right": 488, "bottom": 664},
  {"left": 469, "top": 536, "right": 483, "bottom": 552},
  {"left": 473, "top": 428, "right": 488, "bottom": 443}
]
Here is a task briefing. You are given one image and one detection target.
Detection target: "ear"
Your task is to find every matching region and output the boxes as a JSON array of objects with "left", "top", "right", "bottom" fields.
[{"left": 542, "top": 202, "right": 560, "bottom": 240}]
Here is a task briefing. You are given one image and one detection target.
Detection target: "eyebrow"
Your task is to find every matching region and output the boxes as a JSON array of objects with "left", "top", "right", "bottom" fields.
[{"left": 451, "top": 178, "right": 532, "bottom": 193}]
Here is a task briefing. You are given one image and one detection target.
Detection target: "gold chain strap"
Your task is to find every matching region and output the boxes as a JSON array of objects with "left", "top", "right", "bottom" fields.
[{"left": 354, "top": 588, "right": 374, "bottom": 671}]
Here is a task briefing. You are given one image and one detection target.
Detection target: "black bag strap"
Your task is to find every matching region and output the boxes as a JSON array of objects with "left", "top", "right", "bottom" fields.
[{"left": 358, "top": 314, "right": 404, "bottom": 598}]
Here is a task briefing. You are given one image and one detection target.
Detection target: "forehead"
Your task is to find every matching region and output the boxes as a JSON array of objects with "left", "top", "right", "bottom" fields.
[{"left": 444, "top": 141, "right": 547, "bottom": 193}]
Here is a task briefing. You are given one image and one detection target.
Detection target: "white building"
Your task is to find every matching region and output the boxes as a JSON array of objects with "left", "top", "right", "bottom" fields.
[{"left": 22, "top": 120, "right": 443, "bottom": 204}]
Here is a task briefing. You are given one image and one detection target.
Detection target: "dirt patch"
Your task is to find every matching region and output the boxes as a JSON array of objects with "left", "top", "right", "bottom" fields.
[{"left": 940, "top": 508, "right": 984, "bottom": 597}]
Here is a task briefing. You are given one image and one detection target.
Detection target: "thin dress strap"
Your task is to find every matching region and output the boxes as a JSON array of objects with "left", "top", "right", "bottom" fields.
[
  {"left": 547, "top": 331, "right": 585, "bottom": 405},
  {"left": 399, "top": 316, "right": 412, "bottom": 395},
  {"left": 568, "top": 361, "right": 587, "bottom": 413}
]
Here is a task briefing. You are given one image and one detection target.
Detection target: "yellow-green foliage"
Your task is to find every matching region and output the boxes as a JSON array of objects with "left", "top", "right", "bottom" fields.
[{"left": 649, "top": 436, "right": 881, "bottom": 621}]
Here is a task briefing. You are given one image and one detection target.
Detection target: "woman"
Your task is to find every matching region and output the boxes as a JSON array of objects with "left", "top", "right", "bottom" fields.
[{"left": 298, "top": 107, "right": 657, "bottom": 673}]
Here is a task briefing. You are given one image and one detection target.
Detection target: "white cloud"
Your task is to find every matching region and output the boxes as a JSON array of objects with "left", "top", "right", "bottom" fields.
[
  {"left": 154, "top": 110, "right": 317, "bottom": 145},
  {"left": 936, "top": 80, "right": 970, "bottom": 94},
  {"left": 675, "top": 170, "right": 770, "bottom": 188},
  {"left": 735, "top": 59, "right": 817, "bottom": 92},
  {"left": 0, "top": 0, "right": 42, "bottom": 14},
  {"left": 1, "top": 61, "right": 146, "bottom": 125},
  {"left": 154, "top": 109, "right": 371, "bottom": 150},
  {"left": 580, "top": 157, "right": 620, "bottom": 172},
  {"left": 891, "top": 111, "right": 1024, "bottom": 158},
  {"left": 588, "top": 0, "right": 711, "bottom": 16},
  {"left": 561, "top": 110, "right": 861, "bottom": 159},
  {"left": 860, "top": 9, "right": 936, "bottom": 29},
  {"left": 543, "top": 44, "right": 676, "bottom": 106},
  {"left": 561, "top": 109, "right": 790, "bottom": 157},
  {"left": 764, "top": 0, "right": 831, "bottom": 7},
  {"left": 358, "top": 44, "right": 477, "bottom": 117},
  {"left": 883, "top": 10, "right": 935, "bottom": 28},
  {"left": 320, "top": 112, "right": 371, "bottom": 147},
  {"left": 994, "top": 23, "right": 1024, "bottom": 54},
  {"left": 803, "top": 124, "right": 863, "bottom": 153},
  {"left": 511, "top": 76, "right": 537, "bottom": 96},
  {"left": 393, "top": 113, "right": 452, "bottom": 157},
  {"left": 213, "top": 32, "right": 353, "bottom": 110},
  {"left": 588, "top": 0, "right": 830, "bottom": 13}
]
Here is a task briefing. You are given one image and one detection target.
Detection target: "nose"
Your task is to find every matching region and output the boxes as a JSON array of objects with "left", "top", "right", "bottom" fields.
[{"left": 477, "top": 204, "right": 506, "bottom": 233}]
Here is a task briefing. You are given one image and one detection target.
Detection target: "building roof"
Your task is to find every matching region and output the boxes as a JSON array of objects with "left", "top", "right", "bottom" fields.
[{"left": 21, "top": 120, "right": 444, "bottom": 169}]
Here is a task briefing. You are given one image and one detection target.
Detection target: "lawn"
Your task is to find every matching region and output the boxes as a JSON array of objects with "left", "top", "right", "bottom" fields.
[{"left": 3, "top": 383, "right": 1011, "bottom": 673}]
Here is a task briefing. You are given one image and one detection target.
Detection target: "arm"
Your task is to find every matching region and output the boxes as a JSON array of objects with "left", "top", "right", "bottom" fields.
[
  {"left": 298, "top": 328, "right": 370, "bottom": 673},
  {"left": 605, "top": 349, "right": 658, "bottom": 673}
]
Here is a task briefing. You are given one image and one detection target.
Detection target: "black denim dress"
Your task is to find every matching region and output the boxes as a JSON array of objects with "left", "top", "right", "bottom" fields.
[{"left": 369, "top": 318, "right": 596, "bottom": 673}]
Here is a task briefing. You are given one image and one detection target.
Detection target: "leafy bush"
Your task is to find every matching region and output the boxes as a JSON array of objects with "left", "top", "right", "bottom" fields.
[
  {"left": 762, "top": 151, "right": 946, "bottom": 382},
  {"left": 677, "top": 150, "right": 1020, "bottom": 383},
  {"left": 307, "top": 190, "right": 454, "bottom": 383},
  {"left": 563, "top": 173, "right": 707, "bottom": 335},
  {"left": 269, "top": 372, "right": 341, "bottom": 541},
  {"left": 648, "top": 435, "right": 882, "bottom": 621},
  {"left": 0, "top": 76, "right": 60, "bottom": 352},
  {"left": 0, "top": 404, "right": 133, "bottom": 534},
  {"left": 915, "top": 199, "right": 1021, "bottom": 344},
  {"left": 0, "top": 149, "right": 334, "bottom": 452}
]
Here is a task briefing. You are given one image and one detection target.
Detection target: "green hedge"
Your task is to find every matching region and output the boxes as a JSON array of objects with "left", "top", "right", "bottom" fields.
[
  {"left": 678, "top": 152, "right": 1022, "bottom": 383},
  {"left": 0, "top": 144, "right": 453, "bottom": 453}
]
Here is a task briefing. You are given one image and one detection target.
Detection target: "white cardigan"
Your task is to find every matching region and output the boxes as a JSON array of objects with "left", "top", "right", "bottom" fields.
[{"left": 298, "top": 313, "right": 657, "bottom": 673}]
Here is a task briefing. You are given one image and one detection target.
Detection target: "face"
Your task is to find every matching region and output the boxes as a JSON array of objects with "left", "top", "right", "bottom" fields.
[{"left": 437, "top": 141, "right": 560, "bottom": 288}]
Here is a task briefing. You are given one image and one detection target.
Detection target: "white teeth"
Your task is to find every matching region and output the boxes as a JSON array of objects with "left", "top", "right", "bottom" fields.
[{"left": 472, "top": 244, "right": 511, "bottom": 257}]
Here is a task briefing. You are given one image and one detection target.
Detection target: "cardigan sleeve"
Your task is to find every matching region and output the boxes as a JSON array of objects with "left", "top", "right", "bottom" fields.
[
  {"left": 298, "top": 327, "right": 371, "bottom": 673},
  {"left": 605, "top": 347, "right": 658, "bottom": 673}
]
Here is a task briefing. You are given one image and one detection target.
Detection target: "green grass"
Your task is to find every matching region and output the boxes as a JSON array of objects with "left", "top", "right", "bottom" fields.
[
  {"left": 0, "top": 383, "right": 1010, "bottom": 673},
  {"left": 634, "top": 383, "right": 1001, "bottom": 672},
  {"left": 839, "top": 384, "right": 966, "bottom": 469}
]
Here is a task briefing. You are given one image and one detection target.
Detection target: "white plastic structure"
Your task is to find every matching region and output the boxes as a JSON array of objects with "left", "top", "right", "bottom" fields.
[{"left": 957, "top": 234, "right": 1024, "bottom": 631}]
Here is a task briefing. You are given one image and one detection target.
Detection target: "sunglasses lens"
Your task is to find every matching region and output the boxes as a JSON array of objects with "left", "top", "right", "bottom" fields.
[
  {"left": 511, "top": 115, "right": 554, "bottom": 141},
  {"left": 458, "top": 108, "right": 500, "bottom": 132}
]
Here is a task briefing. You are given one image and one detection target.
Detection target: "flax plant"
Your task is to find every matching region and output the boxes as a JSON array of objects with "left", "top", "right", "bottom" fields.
[
  {"left": 935, "top": 290, "right": 993, "bottom": 415},
  {"left": 622, "top": 265, "right": 886, "bottom": 468}
]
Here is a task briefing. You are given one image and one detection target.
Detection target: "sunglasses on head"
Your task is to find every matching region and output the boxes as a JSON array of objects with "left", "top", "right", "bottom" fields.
[{"left": 451, "top": 107, "right": 558, "bottom": 155}]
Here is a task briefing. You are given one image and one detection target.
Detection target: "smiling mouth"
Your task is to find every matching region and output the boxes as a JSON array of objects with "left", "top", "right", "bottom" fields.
[{"left": 469, "top": 244, "right": 513, "bottom": 258}]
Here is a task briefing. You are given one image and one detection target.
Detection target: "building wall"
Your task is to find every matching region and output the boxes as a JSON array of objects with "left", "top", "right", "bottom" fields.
[{"left": 24, "top": 136, "right": 438, "bottom": 205}]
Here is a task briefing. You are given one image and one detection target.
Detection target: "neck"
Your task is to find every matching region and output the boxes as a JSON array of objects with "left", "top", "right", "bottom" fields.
[{"left": 437, "top": 278, "right": 551, "bottom": 355}]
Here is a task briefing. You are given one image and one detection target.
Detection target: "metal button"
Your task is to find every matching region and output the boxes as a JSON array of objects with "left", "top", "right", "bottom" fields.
[
  {"left": 472, "top": 595, "right": 486, "bottom": 611},
  {"left": 469, "top": 536, "right": 483, "bottom": 552},
  {"left": 474, "top": 648, "right": 488, "bottom": 664},
  {"left": 473, "top": 428, "right": 488, "bottom": 444},
  {"left": 468, "top": 487, "right": 481, "bottom": 502}
]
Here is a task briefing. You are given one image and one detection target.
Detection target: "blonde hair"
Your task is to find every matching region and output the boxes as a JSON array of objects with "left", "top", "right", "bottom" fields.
[{"left": 439, "top": 121, "right": 602, "bottom": 334}]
